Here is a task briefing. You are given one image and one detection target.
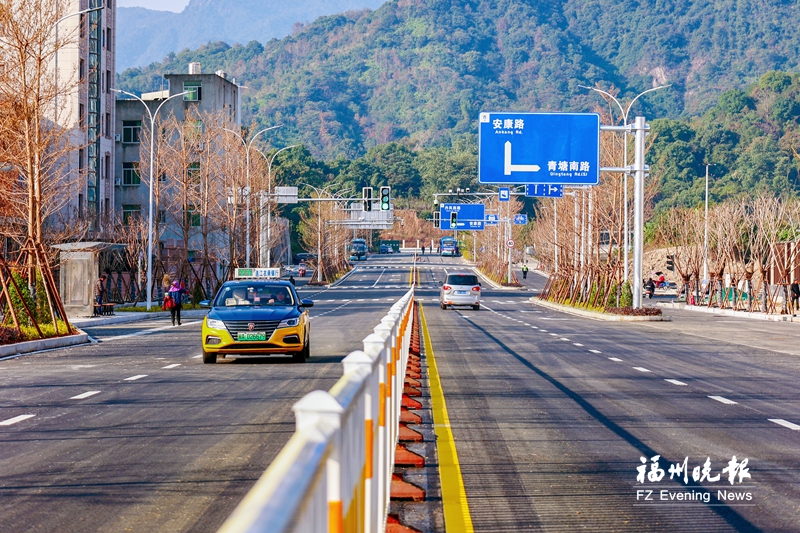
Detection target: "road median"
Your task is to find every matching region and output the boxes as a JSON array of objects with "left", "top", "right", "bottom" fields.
[{"left": 529, "top": 297, "right": 672, "bottom": 321}]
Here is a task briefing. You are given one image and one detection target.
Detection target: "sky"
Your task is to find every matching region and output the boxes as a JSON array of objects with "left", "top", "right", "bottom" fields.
[{"left": 116, "top": 0, "right": 190, "bottom": 12}]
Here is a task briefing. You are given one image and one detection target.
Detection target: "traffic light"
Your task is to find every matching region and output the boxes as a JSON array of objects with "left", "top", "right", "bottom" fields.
[
  {"left": 433, "top": 211, "right": 440, "bottom": 228},
  {"left": 362, "top": 187, "right": 373, "bottom": 211},
  {"left": 450, "top": 211, "right": 458, "bottom": 227},
  {"left": 666, "top": 254, "right": 675, "bottom": 272},
  {"left": 380, "top": 186, "right": 391, "bottom": 210}
]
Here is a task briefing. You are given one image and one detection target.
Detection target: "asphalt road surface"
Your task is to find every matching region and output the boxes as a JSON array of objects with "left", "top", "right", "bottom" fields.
[
  {"left": 418, "top": 264, "right": 800, "bottom": 532},
  {"left": 0, "top": 254, "right": 416, "bottom": 533}
]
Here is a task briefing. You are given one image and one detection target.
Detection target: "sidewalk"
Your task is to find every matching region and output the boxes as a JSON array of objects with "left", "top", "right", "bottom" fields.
[
  {"left": 70, "top": 309, "right": 207, "bottom": 329},
  {"left": 659, "top": 300, "right": 800, "bottom": 323}
]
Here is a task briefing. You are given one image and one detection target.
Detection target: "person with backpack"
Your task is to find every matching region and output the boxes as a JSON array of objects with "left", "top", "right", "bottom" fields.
[
  {"left": 522, "top": 264, "right": 529, "bottom": 280},
  {"left": 166, "top": 280, "right": 188, "bottom": 326}
]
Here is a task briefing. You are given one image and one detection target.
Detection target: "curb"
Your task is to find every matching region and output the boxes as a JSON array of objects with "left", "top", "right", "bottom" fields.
[
  {"left": 529, "top": 297, "right": 672, "bottom": 321},
  {"left": 0, "top": 330, "right": 90, "bottom": 359},
  {"left": 70, "top": 309, "right": 207, "bottom": 328},
  {"left": 658, "top": 301, "right": 800, "bottom": 323}
]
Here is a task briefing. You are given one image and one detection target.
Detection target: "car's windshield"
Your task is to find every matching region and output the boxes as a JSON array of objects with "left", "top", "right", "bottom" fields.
[
  {"left": 214, "top": 283, "right": 295, "bottom": 307},
  {"left": 446, "top": 274, "right": 478, "bottom": 286}
]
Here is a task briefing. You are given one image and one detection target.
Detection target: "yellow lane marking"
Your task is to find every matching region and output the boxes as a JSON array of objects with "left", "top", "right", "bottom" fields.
[{"left": 419, "top": 303, "right": 474, "bottom": 533}]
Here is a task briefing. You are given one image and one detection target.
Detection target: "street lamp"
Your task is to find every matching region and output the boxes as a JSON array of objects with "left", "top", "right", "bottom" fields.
[
  {"left": 53, "top": 5, "right": 104, "bottom": 124},
  {"left": 579, "top": 84, "right": 670, "bottom": 282},
  {"left": 703, "top": 163, "right": 715, "bottom": 282},
  {"left": 113, "top": 88, "right": 189, "bottom": 310},
  {"left": 255, "top": 144, "right": 299, "bottom": 268},
  {"left": 223, "top": 125, "right": 282, "bottom": 267}
]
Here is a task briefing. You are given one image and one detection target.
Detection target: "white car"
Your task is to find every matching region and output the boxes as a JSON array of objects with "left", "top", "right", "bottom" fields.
[{"left": 439, "top": 272, "right": 481, "bottom": 310}]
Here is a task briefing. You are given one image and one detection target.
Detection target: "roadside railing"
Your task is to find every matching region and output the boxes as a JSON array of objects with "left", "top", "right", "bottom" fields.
[{"left": 217, "top": 287, "right": 415, "bottom": 533}]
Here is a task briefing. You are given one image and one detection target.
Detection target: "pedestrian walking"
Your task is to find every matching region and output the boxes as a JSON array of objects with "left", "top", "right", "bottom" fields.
[
  {"left": 94, "top": 273, "right": 107, "bottom": 314},
  {"left": 289, "top": 275, "right": 296, "bottom": 286},
  {"left": 791, "top": 280, "right": 800, "bottom": 315},
  {"left": 167, "top": 280, "right": 187, "bottom": 326},
  {"left": 421, "top": 246, "right": 425, "bottom": 255},
  {"left": 522, "top": 263, "right": 529, "bottom": 280}
]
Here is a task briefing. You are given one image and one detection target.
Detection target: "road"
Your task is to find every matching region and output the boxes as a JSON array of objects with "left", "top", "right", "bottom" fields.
[
  {"left": 0, "top": 255, "right": 416, "bottom": 533},
  {"left": 4, "top": 251, "right": 800, "bottom": 532},
  {"left": 419, "top": 264, "right": 800, "bottom": 532}
]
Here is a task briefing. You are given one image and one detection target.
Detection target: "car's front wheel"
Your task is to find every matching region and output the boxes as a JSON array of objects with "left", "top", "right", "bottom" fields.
[{"left": 202, "top": 350, "right": 216, "bottom": 364}]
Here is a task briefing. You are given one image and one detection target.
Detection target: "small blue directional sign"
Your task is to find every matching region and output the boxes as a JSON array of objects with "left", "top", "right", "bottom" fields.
[
  {"left": 478, "top": 112, "right": 600, "bottom": 185},
  {"left": 525, "top": 184, "right": 564, "bottom": 198},
  {"left": 498, "top": 187, "right": 510, "bottom": 202},
  {"left": 513, "top": 214, "right": 528, "bottom": 225},
  {"left": 485, "top": 214, "right": 499, "bottom": 226},
  {"left": 440, "top": 203, "right": 485, "bottom": 230}
]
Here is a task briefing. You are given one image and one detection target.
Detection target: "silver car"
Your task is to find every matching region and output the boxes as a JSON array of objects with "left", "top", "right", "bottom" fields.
[{"left": 439, "top": 272, "right": 481, "bottom": 310}]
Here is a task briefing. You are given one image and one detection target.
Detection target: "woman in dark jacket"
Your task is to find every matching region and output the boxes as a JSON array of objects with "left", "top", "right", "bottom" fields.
[{"left": 167, "top": 281, "right": 188, "bottom": 326}]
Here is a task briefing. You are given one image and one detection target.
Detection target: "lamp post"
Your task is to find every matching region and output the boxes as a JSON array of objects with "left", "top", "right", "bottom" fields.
[
  {"left": 703, "top": 163, "right": 715, "bottom": 282},
  {"left": 53, "top": 5, "right": 104, "bottom": 124},
  {"left": 579, "top": 84, "right": 671, "bottom": 282},
  {"left": 223, "top": 125, "right": 282, "bottom": 267},
  {"left": 112, "top": 88, "right": 189, "bottom": 310},
  {"left": 256, "top": 144, "right": 299, "bottom": 268}
]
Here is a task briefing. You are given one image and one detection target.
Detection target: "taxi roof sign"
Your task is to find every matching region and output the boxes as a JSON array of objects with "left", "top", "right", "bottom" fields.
[{"left": 234, "top": 268, "right": 281, "bottom": 279}]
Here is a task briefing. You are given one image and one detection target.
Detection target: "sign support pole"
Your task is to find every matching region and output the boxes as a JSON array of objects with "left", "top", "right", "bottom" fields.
[{"left": 632, "top": 116, "right": 647, "bottom": 309}]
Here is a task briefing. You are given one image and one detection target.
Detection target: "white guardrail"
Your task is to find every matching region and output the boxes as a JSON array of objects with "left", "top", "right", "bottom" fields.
[{"left": 217, "top": 288, "right": 416, "bottom": 533}]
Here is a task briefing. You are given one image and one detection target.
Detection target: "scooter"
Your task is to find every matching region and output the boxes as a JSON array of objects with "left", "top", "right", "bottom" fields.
[{"left": 298, "top": 264, "right": 307, "bottom": 277}]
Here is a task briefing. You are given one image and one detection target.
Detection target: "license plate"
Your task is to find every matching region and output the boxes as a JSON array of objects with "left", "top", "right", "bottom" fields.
[
  {"left": 455, "top": 290, "right": 467, "bottom": 295},
  {"left": 237, "top": 332, "right": 266, "bottom": 341}
]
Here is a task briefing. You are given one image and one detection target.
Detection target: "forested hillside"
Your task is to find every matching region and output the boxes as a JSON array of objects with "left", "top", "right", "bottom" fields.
[{"left": 118, "top": 0, "right": 800, "bottom": 160}]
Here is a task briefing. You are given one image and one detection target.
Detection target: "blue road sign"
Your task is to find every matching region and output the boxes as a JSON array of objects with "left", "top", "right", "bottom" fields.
[
  {"left": 498, "top": 187, "right": 510, "bottom": 202},
  {"left": 485, "top": 214, "right": 499, "bottom": 226},
  {"left": 440, "top": 203, "right": 485, "bottom": 230},
  {"left": 478, "top": 112, "right": 600, "bottom": 185},
  {"left": 525, "top": 184, "right": 564, "bottom": 198},
  {"left": 513, "top": 214, "right": 528, "bottom": 225}
]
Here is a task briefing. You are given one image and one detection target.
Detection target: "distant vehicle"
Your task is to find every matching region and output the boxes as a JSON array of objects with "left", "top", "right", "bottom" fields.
[
  {"left": 349, "top": 238, "right": 368, "bottom": 261},
  {"left": 379, "top": 244, "right": 393, "bottom": 254},
  {"left": 439, "top": 272, "right": 481, "bottom": 310},
  {"left": 294, "top": 252, "right": 317, "bottom": 264},
  {"left": 440, "top": 236, "right": 458, "bottom": 257}
]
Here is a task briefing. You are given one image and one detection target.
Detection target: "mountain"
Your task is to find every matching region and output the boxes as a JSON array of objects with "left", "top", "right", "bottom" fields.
[
  {"left": 116, "top": 0, "right": 388, "bottom": 70},
  {"left": 118, "top": 0, "right": 800, "bottom": 160}
]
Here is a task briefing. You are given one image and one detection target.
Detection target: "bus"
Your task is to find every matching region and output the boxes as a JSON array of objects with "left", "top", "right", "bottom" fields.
[
  {"left": 349, "top": 238, "right": 368, "bottom": 261},
  {"left": 440, "top": 236, "right": 458, "bottom": 257}
]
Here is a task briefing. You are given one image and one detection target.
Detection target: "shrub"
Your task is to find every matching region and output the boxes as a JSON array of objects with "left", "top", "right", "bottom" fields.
[
  {"left": 192, "top": 281, "right": 204, "bottom": 305},
  {"left": 620, "top": 281, "right": 633, "bottom": 307},
  {"left": 605, "top": 307, "right": 662, "bottom": 316}
]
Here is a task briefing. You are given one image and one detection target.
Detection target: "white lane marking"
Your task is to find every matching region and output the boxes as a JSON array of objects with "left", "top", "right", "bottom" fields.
[
  {"left": 70, "top": 391, "right": 101, "bottom": 400},
  {"left": 609, "top": 357, "right": 623, "bottom": 362},
  {"left": 709, "top": 395, "right": 737, "bottom": 405},
  {"left": 524, "top": 323, "right": 530, "bottom": 326},
  {"left": 589, "top": 349, "right": 602, "bottom": 354},
  {"left": 357, "top": 299, "right": 365, "bottom": 302},
  {"left": 560, "top": 337, "right": 570, "bottom": 341},
  {"left": 769, "top": 419, "right": 800, "bottom": 430},
  {"left": 633, "top": 367, "right": 651, "bottom": 373},
  {"left": 0, "top": 414, "right": 36, "bottom": 426},
  {"left": 665, "top": 379, "right": 687, "bottom": 386},
  {"left": 573, "top": 343, "right": 584, "bottom": 346},
  {"left": 540, "top": 329, "right": 547, "bottom": 332},
  {"left": 373, "top": 298, "right": 380, "bottom": 301},
  {"left": 162, "top": 364, "right": 181, "bottom": 369},
  {"left": 549, "top": 333, "right": 558, "bottom": 336},
  {"left": 124, "top": 375, "right": 148, "bottom": 381},
  {"left": 102, "top": 320, "right": 203, "bottom": 343},
  {"left": 192, "top": 355, "right": 202, "bottom": 359}
]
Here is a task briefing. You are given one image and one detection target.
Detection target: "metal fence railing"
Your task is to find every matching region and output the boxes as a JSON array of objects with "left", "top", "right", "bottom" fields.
[{"left": 217, "top": 288, "right": 415, "bottom": 533}]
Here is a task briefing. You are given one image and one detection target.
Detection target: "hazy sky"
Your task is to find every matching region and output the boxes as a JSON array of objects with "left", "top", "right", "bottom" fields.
[{"left": 117, "top": 0, "right": 190, "bottom": 12}]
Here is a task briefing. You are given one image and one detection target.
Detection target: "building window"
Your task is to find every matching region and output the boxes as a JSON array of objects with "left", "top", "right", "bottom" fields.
[
  {"left": 79, "top": 103, "right": 85, "bottom": 128},
  {"left": 78, "top": 193, "right": 84, "bottom": 219},
  {"left": 104, "top": 198, "right": 110, "bottom": 219},
  {"left": 105, "top": 154, "right": 110, "bottom": 181},
  {"left": 158, "top": 210, "right": 166, "bottom": 223},
  {"left": 122, "top": 162, "right": 140, "bottom": 185},
  {"left": 122, "top": 204, "right": 141, "bottom": 225},
  {"left": 106, "top": 70, "right": 111, "bottom": 93},
  {"left": 79, "top": 59, "right": 85, "bottom": 81},
  {"left": 122, "top": 120, "right": 141, "bottom": 143},
  {"left": 183, "top": 81, "right": 201, "bottom": 101},
  {"left": 186, "top": 205, "right": 201, "bottom": 227},
  {"left": 105, "top": 113, "right": 111, "bottom": 137}
]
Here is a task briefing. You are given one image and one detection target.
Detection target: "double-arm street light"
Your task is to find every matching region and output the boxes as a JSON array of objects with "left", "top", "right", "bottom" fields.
[
  {"left": 112, "top": 88, "right": 189, "bottom": 309},
  {"left": 223, "top": 125, "right": 282, "bottom": 268},
  {"left": 255, "top": 144, "right": 299, "bottom": 268},
  {"left": 579, "top": 84, "right": 671, "bottom": 282}
]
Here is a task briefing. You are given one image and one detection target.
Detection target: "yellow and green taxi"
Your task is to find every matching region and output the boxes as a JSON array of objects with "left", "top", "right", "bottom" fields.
[{"left": 200, "top": 270, "right": 313, "bottom": 364}]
